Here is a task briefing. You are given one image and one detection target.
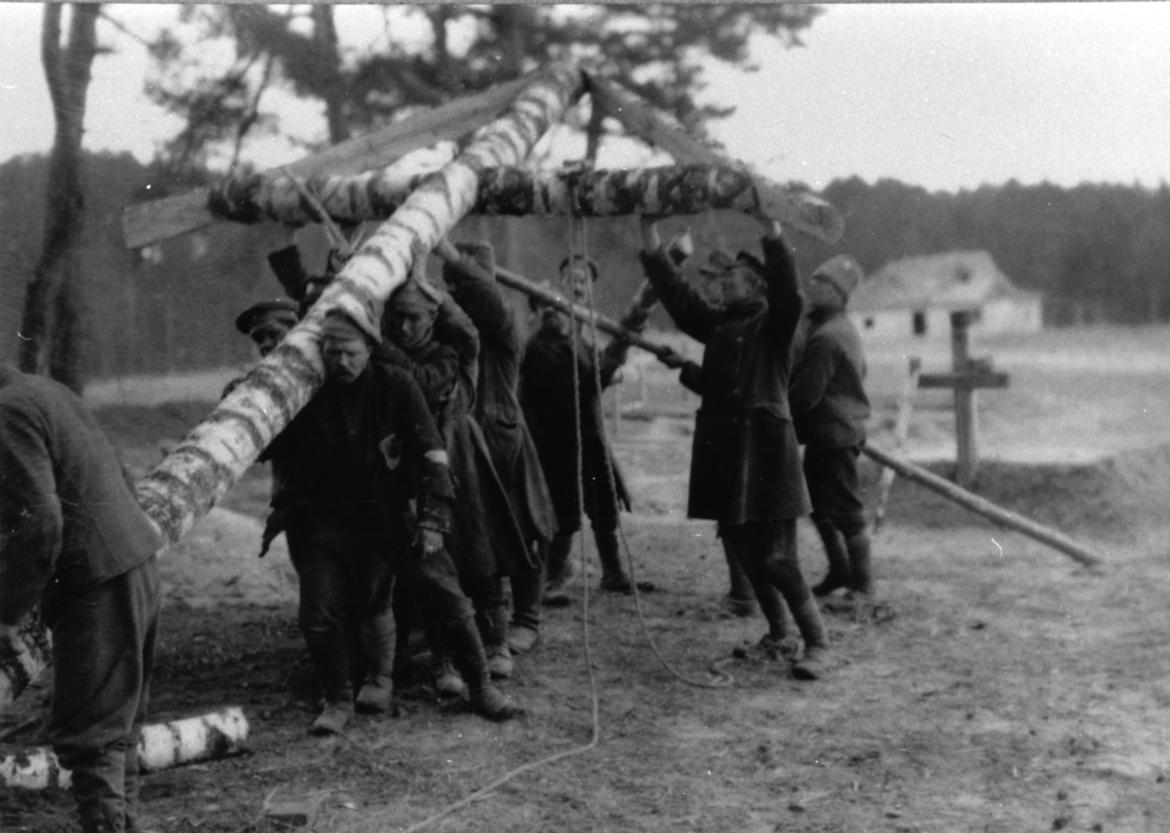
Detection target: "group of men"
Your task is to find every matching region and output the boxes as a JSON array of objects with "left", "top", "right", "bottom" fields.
[{"left": 0, "top": 210, "right": 873, "bottom": 832}]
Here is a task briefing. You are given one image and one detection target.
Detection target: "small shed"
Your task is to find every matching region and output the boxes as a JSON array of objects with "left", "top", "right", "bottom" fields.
[{"left": 848, "top": 250, "right": 1042, "bottom": 340}]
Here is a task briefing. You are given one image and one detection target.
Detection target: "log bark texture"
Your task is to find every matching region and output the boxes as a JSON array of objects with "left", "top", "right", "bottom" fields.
[
  {"left": 202, "top": 163, "right": 836, "bottom": 235},
  {"left": 133, "top": 63, "right": 586, "bottom": 545}
]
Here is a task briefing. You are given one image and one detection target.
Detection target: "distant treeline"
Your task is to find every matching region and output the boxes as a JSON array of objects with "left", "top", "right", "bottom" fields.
[{"left": 2, "top": 152, "right": 1167, "bottom": 380}]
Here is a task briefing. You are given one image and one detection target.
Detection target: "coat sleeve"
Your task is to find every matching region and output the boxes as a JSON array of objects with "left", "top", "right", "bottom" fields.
[
  {"left": 445, "top": 250, "right": 519, "bottom": 354},
  {"left": 394, "top": 373, "right": 455, "bottom": 533},
  {"left": 638, "top": 247, "right": 719, "bottom": 344},
  {"left": 789, "top": 330, "right": 839, "bottom": 417},
  {"left": 760, "top": 234, "right": 805, "bottom": 357},
  {"left": 0, "top": 403, "right": 62, "bottom": 625},
  {"left": 678, "top": 361, "right": 704, "bottom": 395}
]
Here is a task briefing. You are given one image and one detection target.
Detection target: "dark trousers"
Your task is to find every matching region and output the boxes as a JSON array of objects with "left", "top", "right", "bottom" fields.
[
  {"left": 43, "top": 555, "right": 160, "bottom": 833},
  {"left": 286, "top": 514, "right": 396, "bottom": 703},
  {"left": 803, "top": 445, "right": 867, "bottom": 536},
  {"left": 287, "top": 512, "right": 476, "bottom": 701},
  {"left": 722, "top": 519, "right": 827, "bottom": 648}
]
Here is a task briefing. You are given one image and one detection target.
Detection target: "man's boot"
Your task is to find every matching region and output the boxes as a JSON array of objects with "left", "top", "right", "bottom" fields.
[
  {"left": 595, "top": 527, "right": 635, "bottom": 593},
  {"left": 542, "top": 534, "right": 575, "bottom": 607},
  {"left": 508, "top": 562, "right": 542, "bottom": 655},
  {"left": 789, "top": 597, "right": 837, "bottom": 681},
  {"left": 811, "top": 517, "right": 851, "bottom": 597},
  {"left": 444, "top": 617, "right": 524, "bottom": 722},
  {"left": 357, "top": 606, "right": 397, "bottom": 713},
  {"left": 721, "top": 539, "right": 757, "bottom": 617},
  {"left": 479, "top": 603, "right": 515, "bottom": 678},
  {"left": 845, "top": 531, "right": 875, "bottom": 597},
  {"left": 70, "top": 757, "right": 126, "bottom": 833},
  {"left": 303, "top": 627, "right": 354, "bottom": 734}
]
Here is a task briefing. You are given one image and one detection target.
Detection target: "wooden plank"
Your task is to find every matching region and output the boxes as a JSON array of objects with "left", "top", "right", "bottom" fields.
[
  {"left": 585, "top": 72, "right": 844, "bottom": 244},
  {"left": 861, "top": 443, "right": 1105, "bottom": 569},
  {"left": 918, "top": 371, "right": 1010, "bottom": 390},
  {"left": 121, "top": 73, "right": 535, "bottom": 250}
]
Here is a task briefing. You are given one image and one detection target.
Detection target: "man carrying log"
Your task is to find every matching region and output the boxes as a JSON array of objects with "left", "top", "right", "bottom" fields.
[
  {"left": 637, "top": 213, "right": 836, "bottom": 680},
  {"left": 789, "top": 255, "right": 876, "bottom": 606},
  {"left": 520, "top": 255, "right": 643, "bottom": 600},
  {"left": 434, "top": 238, "right": 558, "bottom": 660},
  {"left": 264, "top": 306, "right": 520, "bottom": 730},
  {"left": 380, "top": 265, "right": 529, "bottom": 683},
  {"left": 0, "top": 364, "right": 164, "bottom": 833}
]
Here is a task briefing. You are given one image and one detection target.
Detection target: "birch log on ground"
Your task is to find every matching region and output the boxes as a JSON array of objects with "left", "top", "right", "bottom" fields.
[
  {"left": 135, "top": 62, "right": 585, "bottom": 544},
  {"left": 0, "top": 63, "right": 585, "bottom": 712},
  {"left": 200, "top": 163, "right": 839, "bottom": 242}
]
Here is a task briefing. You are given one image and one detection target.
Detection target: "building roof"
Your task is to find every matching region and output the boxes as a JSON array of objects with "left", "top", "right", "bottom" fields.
[{"left": 850, "top": 250, "right": 1039, "bottom": 312}]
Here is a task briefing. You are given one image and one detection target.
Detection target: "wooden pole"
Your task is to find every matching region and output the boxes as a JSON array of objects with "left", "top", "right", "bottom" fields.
[
  {"left": 861, "top": 443, "right": 1105, "bottom": 569},
  {"left": 951, "top": 310, "right": 978, "bottom": 488}
]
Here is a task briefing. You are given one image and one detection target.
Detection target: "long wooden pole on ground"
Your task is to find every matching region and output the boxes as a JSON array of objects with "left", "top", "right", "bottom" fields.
[
  {"left": 1, "top": 63, "right": 587, "bottom": 711},
  {"left": 860, "top": 443, "right": 1105, "bottom": 569},
  {"left": 489, "top": 269, "right": 1106, "bottom": 571}
]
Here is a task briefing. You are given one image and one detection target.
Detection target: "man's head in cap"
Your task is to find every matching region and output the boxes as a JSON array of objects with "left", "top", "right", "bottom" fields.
[
  {"left": 558, "top": 254, "right": 599, "bottom": 304},
  {"left": 321, "top": 308, "right": 379, "bottom": 384},
  {"left": 387, "top": 278, "right": 443, "bottom": 351},
  {"left": 528, "top": 280, "right": 572, "bottom": 336},
  {"left": 807, "top": 254, "right": 864, "bottom": 312},
  {"left": 235, "top": 299, "right": 299, "bottom": 357},
  {"left": 698, "top": 248, "right": 766, "bottom": 308}
]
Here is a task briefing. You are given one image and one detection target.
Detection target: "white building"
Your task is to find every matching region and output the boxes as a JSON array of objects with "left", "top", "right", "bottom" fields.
[{"left": 848, "top": 250, "right": 1043, "bottom": 340}]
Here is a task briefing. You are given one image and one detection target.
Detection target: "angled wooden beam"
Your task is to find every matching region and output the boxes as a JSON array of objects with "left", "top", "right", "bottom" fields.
[
  {"left": 584, "top": 72, "right": 843, "bottom": 244},
  {"left": 121, "top": 73, "right": 535, "bottom": 249},
  {"left": 131, "top": 63, "right": 587, "bottom": 545}
]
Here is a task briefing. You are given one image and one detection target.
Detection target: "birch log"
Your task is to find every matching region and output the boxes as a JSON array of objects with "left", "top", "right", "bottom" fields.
[
  {"left": 0, "top": 707, "right": 249, "bottom": 790},
  {"left": 201, "top": 164, "right": 838, "bottom": 241},
  {"left": 0, "top": 615, "right": 51, "bottom": 713},
  {"left": 135, "top": 62, "right": 585, "bottom": 544}
]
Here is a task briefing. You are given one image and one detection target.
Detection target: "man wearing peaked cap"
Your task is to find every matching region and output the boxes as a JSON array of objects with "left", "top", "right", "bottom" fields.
[
  {"left": 790, "top": 254, "right": 875, "bottom": 609},
  {"left": 234, "top": 299, "right": 299, "bottom": 358}
]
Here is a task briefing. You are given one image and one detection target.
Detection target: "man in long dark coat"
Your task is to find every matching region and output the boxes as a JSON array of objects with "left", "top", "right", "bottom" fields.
[
  {"left": 790, "top": 255, "right": 875, "bottom": 603},
  {"left": 638, "top": 213, "right": 835, "bottom": 680},
  {"left": 381, "top": 272, "right": 530, "bottom": 680},
  {"left": 0, "top": 364, "right": 164, "bottom": 833},
  {"left": 520, "top": 255, "right": 639, "bottom": 598},
  {"left": 436, "top": 238, "right": 557, "bottom": 655}
]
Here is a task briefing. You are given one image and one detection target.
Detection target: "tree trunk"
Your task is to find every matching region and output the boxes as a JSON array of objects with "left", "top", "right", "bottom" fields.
[
  {"left": 208, "top": 163, "right": 835, "bottom": 232},
  {"left": 17, "top": 3, "right": 99, "bottom": 392},
  {"left": 310, "top": 4, "right": 350, "bottom": 144},
  {"left": 133, "top": 63, "right": 586, "bottom": 544}
]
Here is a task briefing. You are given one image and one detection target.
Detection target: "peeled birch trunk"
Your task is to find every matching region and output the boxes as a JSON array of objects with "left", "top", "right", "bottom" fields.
[
  {"left": 1, "top": 63, "right": 585, "bottom": 710},
  {"left": 134, "top": 62, "right": 583, "bottom": 545},
  {"left": 203, "top": 163, "right": 837, "bottom": 238},
  {"left": 0, "top": 707, "right": 249, "bottom": 790}
]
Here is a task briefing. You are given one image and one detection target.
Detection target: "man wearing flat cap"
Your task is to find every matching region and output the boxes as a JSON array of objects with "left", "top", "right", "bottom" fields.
[
  {"left": 265, "top": 303, "right": 519, "bottom": 730},
  {"left": 639, "top": 211, "right": 836, "bottom": 681},
  {"left": 790, "top": 255, "right": 875, "bottom": 606}
]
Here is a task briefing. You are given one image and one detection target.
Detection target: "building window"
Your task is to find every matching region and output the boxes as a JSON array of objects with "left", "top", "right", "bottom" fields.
[{"left": 912, "top": 310, "right": 927, "bottom": 336}]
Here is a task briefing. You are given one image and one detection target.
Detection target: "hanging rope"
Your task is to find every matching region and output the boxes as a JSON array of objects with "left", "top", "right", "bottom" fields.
[{"left": 574, "top": 220, "right": 733, "bottom": 690}]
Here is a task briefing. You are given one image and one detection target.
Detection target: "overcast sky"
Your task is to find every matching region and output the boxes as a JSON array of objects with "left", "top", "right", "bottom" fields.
[{"left": 0, "top": 2, "right": 1166, "bottom": 193}]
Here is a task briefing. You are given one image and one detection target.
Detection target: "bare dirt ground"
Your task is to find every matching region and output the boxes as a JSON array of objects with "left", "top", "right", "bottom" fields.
[{"left": 5, "top": 325, "right": 1170, "bottom": 833}]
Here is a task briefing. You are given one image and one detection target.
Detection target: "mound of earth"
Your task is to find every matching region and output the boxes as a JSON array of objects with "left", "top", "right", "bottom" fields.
[
  {"left": 159, "top": 507, "right": 298, "bottom": 609},
  {"left": 865, "top": 442, "right": 1170, "bottom": 542}
]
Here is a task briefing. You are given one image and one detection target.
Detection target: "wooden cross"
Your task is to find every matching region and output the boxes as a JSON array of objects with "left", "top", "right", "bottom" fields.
[{"left": 917, "top": 310, "right": 1009, "bottom": 488}]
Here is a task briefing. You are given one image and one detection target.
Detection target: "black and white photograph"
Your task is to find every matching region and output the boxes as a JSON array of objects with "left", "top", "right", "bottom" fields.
[{"left": 1, "top": 3, "right": 1169, "bottom": 831}]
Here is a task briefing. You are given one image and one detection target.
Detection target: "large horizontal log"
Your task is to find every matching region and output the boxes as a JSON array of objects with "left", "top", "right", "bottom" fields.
[
  {"left": 0, "top": 707, "right": 249, "bottom": 790},
  {"left": 861, "top": 443, "right": 1105, "bottom": 569},
  {"left": 121, "top": 73, "right": 535, "bottom": 249},
  {"left": 584, "top": 72, "right": 844, "bottom": 244},
  {"left": 0, "top": 613, "right": 51, "bottom": 711},
  {"left": 199, "top": 163, "right": 838, "bottom": 241}
]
